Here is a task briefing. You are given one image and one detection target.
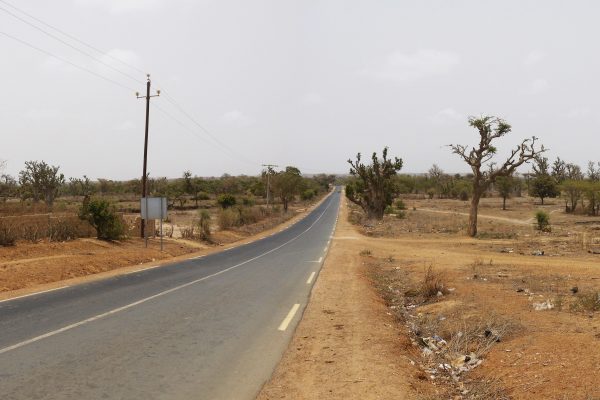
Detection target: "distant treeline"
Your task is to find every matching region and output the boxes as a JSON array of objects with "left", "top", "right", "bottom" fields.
[{"left": 0, "top": 160, "right": 338, "bottom": 209}]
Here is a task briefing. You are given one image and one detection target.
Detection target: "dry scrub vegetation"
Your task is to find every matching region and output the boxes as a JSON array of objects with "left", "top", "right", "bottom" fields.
[
  {"left": 0, "top": 169, "right": 334, "bottom": 294},
  {"left": 350, "top": 195, "right": 600, "bottom": 399}
]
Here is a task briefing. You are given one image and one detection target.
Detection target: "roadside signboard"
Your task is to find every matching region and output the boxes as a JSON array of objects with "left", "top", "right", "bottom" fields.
[
  {"left": 140, "top": 197, "right": 168, "bottom": 250},
  {"left": 141, "top": 197, "right": 167, "bottom": 220}
]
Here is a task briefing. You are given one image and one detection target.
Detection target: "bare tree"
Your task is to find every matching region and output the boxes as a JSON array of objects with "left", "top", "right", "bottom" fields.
[
  {"left": 587, "top": 161, "right": 600, "bottom": 181},
  {"left": 450, "top": 116, "right": 545, "bottom": 236}
]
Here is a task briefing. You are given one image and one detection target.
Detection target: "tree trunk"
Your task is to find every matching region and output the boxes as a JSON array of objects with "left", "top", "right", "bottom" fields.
[
  {"left": 502, "top": 196, "right": 506, "bottom": 210},
  {"left": 468, "top": 191, "right": 482, "bottom": 237}
]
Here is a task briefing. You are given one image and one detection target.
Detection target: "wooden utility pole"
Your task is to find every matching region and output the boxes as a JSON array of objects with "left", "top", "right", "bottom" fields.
[
  {"left": 136, "top": 74, "right": 160, "bottom": 238},
  {"left": 262, "top": 164, "right": 278, "bottom": 207}
]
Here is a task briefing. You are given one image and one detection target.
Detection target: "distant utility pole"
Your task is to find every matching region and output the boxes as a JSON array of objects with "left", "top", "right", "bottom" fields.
[
  {"left": 262, "top": 164, "right": 278, "bottom": 207},
  {"left": 136, "top": 74, "right": 160, "bottom": 238}
]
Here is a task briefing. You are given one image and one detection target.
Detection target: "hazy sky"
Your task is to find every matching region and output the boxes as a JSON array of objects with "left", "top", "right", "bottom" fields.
[{"left": 1, "top": 0, "right": 599, "bottom": 180}]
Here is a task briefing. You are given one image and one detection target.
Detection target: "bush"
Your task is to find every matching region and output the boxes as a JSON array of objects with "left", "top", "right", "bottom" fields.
[
  {"left": 0, "top": 223, "right": 16, "bottom": 246},
  {"left": 48, "top": 219, "right": 79, "bottom": 242},
  {"left": 241, "top": 197, "right": 255, "bottom": 206},
  {"left": 218, "top": 208, "right": 239, "bottom": 229},
  {"left": 217, "top": 194, "right": 236, "bottom": 209},
  {"left": 238, "top": 206, "right": 261, "bottom": 225},
  {"left": 197, "top": 210, "right": 211, "bottom": 241},
  {"left": 534, "top": 210, "right": 551, "bottom": 232},
  {"left": 180, "top": 226, "right": 195, "bottom": 239},
  {"left": 421, "top": 265, "right": 449, "bottom": 299},
  {"left": 301, "top": 189, "right": 316, "bottom": 201},
  {"left": 384, "top": 205, "right": 394, "bottom": 214},
  {"left": 195, "top": 192, "right": 210, "bottom": 201},
  {"left": 79, "top": 198, "right": 125, "bottom": 240},
  {"left": 396, "top": 210, "right": 406, "bottom": 219},
  {"left": 459, "top": 190, "right": 469, "bottom": 201},
  {"left": 570, "top": 292, "right": 600, "bottom": 312},
  {"left": 395, "top": 199, "right": 406, "bottom": 210}
]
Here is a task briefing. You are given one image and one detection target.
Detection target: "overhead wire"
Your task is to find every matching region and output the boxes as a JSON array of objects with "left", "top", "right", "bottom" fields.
[
  {"left": 0, "top": 0, "right": 146, "bottom": 75},
  {"left": 150, "top": 102, "right": 256, "bottom": 166},
  {"left": 0, "top": 3, "right": 143, "bottom": 85},
  {"left": 0, "top": 2, "right": 323, "bottom": 174},
  {"left": 158, "top": 90, "right": 259, "bottom": 166},
  {"left": 0, "top": 30, "right": 136, "bottom": 92}
]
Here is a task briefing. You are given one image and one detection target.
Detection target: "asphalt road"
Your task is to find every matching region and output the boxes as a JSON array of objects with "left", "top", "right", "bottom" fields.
[{"left": 0, "top": 189, "right": 341, "bottom": 400}]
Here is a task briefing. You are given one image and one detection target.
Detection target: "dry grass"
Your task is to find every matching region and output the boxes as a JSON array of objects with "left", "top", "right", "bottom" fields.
[
  {"left": 421, "top": 264, "right": 450, "bottom": 298},
  {"left": 570, "top": 291, "right": 600, "bottom": 312}
]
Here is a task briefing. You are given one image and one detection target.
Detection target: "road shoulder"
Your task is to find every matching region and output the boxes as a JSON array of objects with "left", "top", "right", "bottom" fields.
[{"left": 257, "top": 197, "right": 420, "bottom": 400}]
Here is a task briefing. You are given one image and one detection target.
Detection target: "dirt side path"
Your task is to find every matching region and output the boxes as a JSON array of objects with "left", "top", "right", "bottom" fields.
[{"left": 257, "top": 197, "right": 423, "bottom": 400}]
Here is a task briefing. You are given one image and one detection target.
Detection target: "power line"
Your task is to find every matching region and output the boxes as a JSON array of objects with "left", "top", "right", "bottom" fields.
[
  {"left": 0, "top": 0, "right": 259, "bottom": 168},
  {"left": 0, "top": 4, "right": 143, "bottom": 85},
  {"left": 151, "top": 102, "right": 258, "bottom": 167},
  {"left": 0, "top": 3, "right": 328, "bottom": 175},
  {"left": 0, "top": 0, "right": 146, "bottom": 76},
  {"left": 0, "top": 30, "right": 136, "bottom": 92},
  {"left": 158, "top": 90, "right": 259, "bottom": 166}
]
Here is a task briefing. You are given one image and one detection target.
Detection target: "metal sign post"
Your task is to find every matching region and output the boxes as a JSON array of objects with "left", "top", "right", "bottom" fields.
[{"left": 141, "top": 197, "right": 168, "bottom": 251}]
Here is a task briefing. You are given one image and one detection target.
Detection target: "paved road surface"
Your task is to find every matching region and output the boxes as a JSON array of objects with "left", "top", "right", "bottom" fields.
[{"left": 0, "top": 189, "right": 341, "bottom": 399}]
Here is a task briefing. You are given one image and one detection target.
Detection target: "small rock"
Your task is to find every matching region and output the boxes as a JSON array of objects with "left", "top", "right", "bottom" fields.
[{"left": 571, "top": 286, "right": 579, "bottom": 294}]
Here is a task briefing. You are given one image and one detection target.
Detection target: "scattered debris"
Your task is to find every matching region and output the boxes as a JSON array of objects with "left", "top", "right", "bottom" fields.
[
  {"left": 532, "top": 250, "right": 545, "bottom": 256},
  {"left": 500, "top": 248, "right": 514, "bottom": 253},
  {"left": 533, "top": 300, "right": 554, "bottom": 311}
]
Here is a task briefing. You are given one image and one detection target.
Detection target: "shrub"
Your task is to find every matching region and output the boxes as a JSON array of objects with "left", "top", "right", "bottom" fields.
[
  {"left": 241, "top": 197, "right": 255, "bottom": 206},
  {"left": 359, "top": 249, "right": 372, "bottom": 256},
  {"left": 195, "top": 192, "right": 210, "bottom": 201},
  {"left": 238, "top": 206, "right": 261, "bottom": 225},
  {"left": 421, "top": 265, "right": 449, "bottom": 299},
  {"left": 301, "top": 189, "right": 316, "bottom": 201},
  {"left": 197, "top": 210, "right": 211, "bottom": 241},
  {"left": 79, "top": 198, "right": 125, "bottom": 240},
  {"left": 534, "top": 210, "right": 551, "bottom": 232},
  {"left": 396, "top": 210, "right": 406, "bottom": 219},
  {"left": 217, "top": 194, "right": 236, "bottom": 209},
  {"left": 180, "top": 226, "right": 195, "bottom": 239},
  {"left": 384, "top": 205, "right": 394, "bottom": 214},
  {"left": 459, "top": 190, "right": 469, "bottom": 201},
  {"left": 395, "top": 199, "right": 406, "bottom": 210},
  {"left": 48, "top": 219, "right": 79, "bottom": 242},
  {"left": 218, "top": 208, "right": 239, "bottom": 229},
  {"left": 570, "top": 292, "right": 600, "bottom": 312},
  {"left": 0, "top": 223, "right": 16, "bottom": 246}
]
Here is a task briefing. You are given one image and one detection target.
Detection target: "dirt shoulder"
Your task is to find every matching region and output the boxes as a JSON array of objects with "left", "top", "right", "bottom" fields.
[
  {"left": 0, "top": 193, "right": 331, "bottom": 301},
  {"left": 257, "top": 197, "right": 428, "bottom": 400},
  {"left": 260, "top": 195, "right": 600, "bottom": 400}
]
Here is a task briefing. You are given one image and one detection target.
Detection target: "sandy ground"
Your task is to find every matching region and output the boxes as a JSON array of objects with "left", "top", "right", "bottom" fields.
[
  {"left": 259, "top": 195, "right": 600, "bottom": 399},
  {"left": 258, "top": 197, "right": 429, "bottom": 400},
  {"left": 0, "top": 194, "right": 330, "bottom": 301}
]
